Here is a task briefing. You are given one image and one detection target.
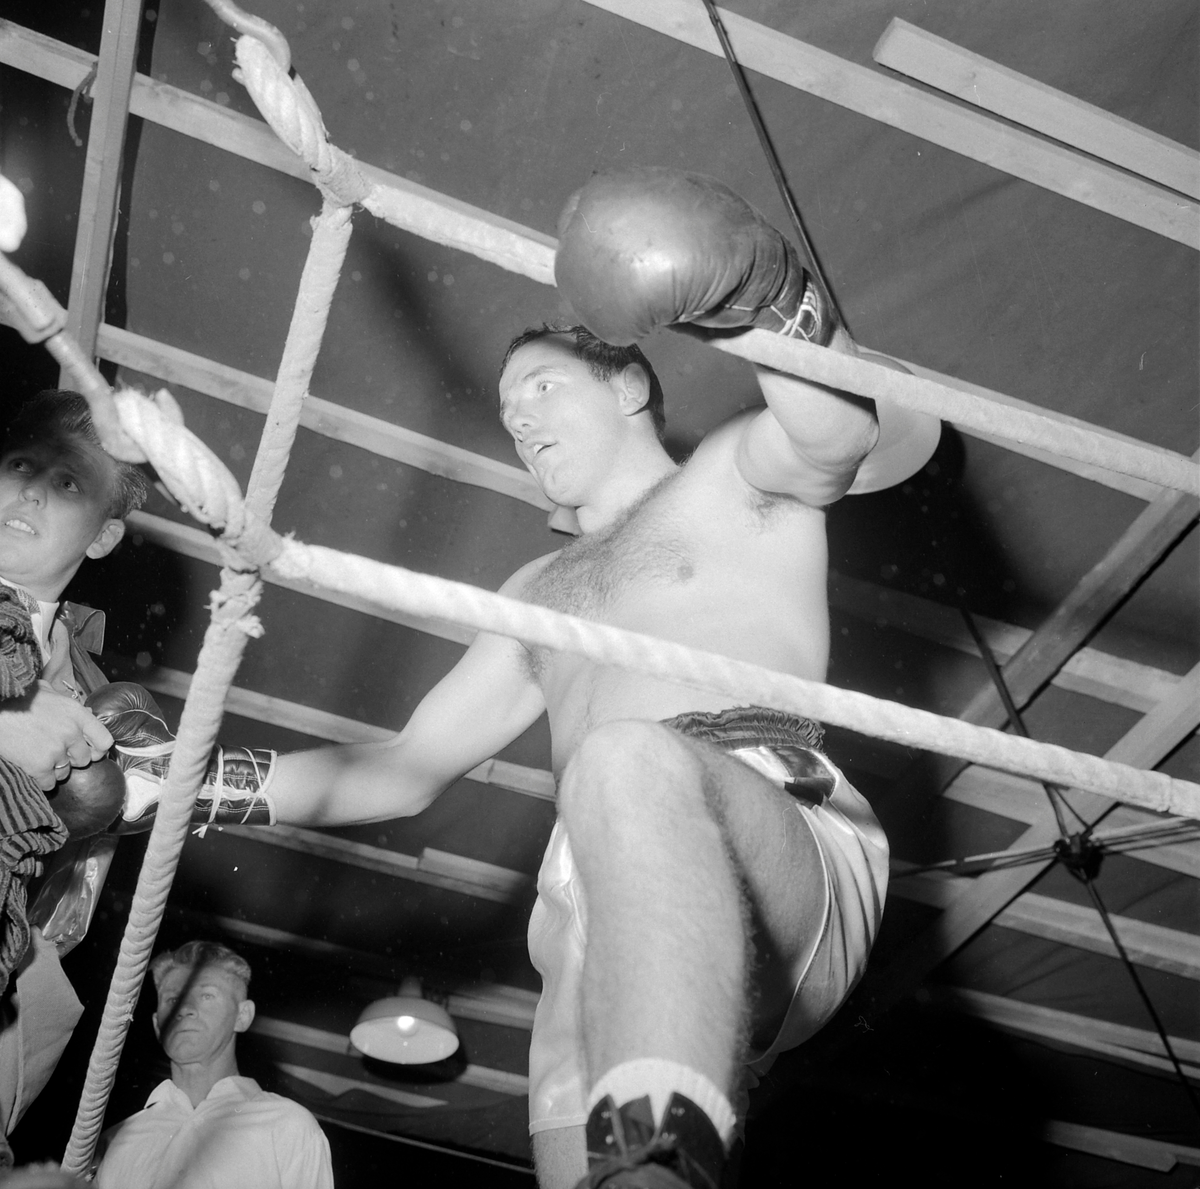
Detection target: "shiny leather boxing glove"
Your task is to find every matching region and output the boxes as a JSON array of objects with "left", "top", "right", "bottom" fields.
[
  {"left": 82, "top": 682, "right": 277, "bottom": 834},
  {"left": 554, "top": 166, "right": 837, "bottom": 347}
]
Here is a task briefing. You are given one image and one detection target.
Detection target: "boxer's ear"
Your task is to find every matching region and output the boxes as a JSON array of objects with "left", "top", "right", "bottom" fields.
[
  {"left": 235, "top": 998, "right": 256, "bottom": 1034},
  {"left": 615, "top": 363, "right": 650, "bottom": 416}
]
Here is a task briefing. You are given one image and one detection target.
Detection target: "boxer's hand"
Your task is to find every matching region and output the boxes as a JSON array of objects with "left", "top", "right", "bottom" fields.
[
  {"left": 555, "top": 166, "right": 831, "bottom": 346},
  {"left": 86, "top": 681, "right": 278, "bottom": 834},
  {"left": 0, "top": 682, "right": 113, "bottom": 790}
]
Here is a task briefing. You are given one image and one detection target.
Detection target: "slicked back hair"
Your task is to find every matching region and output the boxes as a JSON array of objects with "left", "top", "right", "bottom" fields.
[
  {"left": 5, "top": 390, "right": 149, "bottom": 519},
  {"left": 500, "top": 324, "right": 666, "bottom": 441},
  {"left": 151, "top": 940, "right": 252, "bottom": 998}
]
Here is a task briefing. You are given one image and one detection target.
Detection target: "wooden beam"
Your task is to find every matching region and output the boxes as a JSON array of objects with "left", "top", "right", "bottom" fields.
[
  {"left": 62, "top": 0, "right": 142, "bottom": 361},
  {"left": 128, "top": 510, "right": 475, "bottom": 645},
  {"left": 891, "top": 872, "right": 1200, "bottom": 979},
  {"left": 1044, "top": 1121, "right": 1200, "bottom": 1174},
  {"left": 871, "top": 662, "right": 1200, "bottom": 1007},
  {"left": 224, "top": 822, "right": 531, "bottom": 904},
  {"left": 580, "top": 0, "right": 1199, "bottom": 248},
  {"left": 951, "top": 480, "right": 1198, "bottom": 732},
  {"left": 873, "top": 19, "right": 1200, "bottom": 200},
  {"left": 96, "top": 324, "right": 550, "bottom": 511},
  {"left": 2, "top": 20, "right": 1191, "bottom": 496},
  {"left": 829, "top": 572, "right": 1183, "bottom": 716},
  {"left": 933, "top": 986, "right": 1200, "bottom": 1082}
]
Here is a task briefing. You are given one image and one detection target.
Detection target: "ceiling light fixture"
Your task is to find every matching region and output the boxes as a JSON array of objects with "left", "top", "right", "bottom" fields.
[{"left": 349, "top": 977, "right": 459, "bottom": 1065}]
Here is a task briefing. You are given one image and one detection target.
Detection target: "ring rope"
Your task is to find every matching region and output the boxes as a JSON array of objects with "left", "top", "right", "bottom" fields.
[{"left": 268, "top": 538, "right": 1200, "bottom": 821}]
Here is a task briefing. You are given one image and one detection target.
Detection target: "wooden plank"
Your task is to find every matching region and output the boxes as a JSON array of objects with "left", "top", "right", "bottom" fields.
[
  {"left": 96, "top": 324, "right": 550, "bottom": 511},
  {"left": 580, "top": 0, "right": 1199, "bottom": 247},
  {"left": 870, "top": 662, "right": 1200, "bottom": 1008},
  {"left": 127, "top": 510, "right": 475, "bottom": 645},
  {"left": 829, "top": 572, "right": 1182, "bottom": 715},
  {"left": 1044, "top": 1122, "right": 1200, "bottom": 1174},
  {"left": 227, "top": 822, "right": 532, "bottom": 904},
  {"left": 933, "top": 986, "right": 1200, "bottom": 1078},
  {"left": 874, "top": 19, "right": 1200, "bottom": 200},
  {"left": 891, "top": 874, "right": 1200, "bottom": 979},
  {"left": 4, "top": 20, "right": 1192, "bottom": 495},
  {"left": 954, "top": 481, "right": 1198, "bottom": 729},
  {"left": 63, "top": 0, "right": 142, "bottom": 362}
]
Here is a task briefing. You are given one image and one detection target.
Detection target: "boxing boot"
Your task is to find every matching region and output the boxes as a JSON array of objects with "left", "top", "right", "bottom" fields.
[
  {"left": 78, "top": 682, "right": 277, "bottom": 834},
  {"left": 575, "top": 1093, "right": 724, "bottom": 1189},
  {"left": 555, "top": 166, "right": 836, "bottom": 348}
]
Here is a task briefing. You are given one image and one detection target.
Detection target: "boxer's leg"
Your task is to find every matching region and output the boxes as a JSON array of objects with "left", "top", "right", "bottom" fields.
[{"left": 557, "top": 720, "right": 826, "bottom": 1136}]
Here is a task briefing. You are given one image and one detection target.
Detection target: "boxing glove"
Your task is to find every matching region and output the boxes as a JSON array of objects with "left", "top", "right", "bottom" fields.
[
  {"left": 82, "top": 682, "right": 277, "bottom": 834},
  {"left": 554, "top": 167, "right": 835, "bottom": 347}
]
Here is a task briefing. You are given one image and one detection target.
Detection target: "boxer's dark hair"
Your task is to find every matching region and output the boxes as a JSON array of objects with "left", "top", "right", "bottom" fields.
[
  {"left": 501, "top": 324, "right": 666, "bottom": 441},
  {"left": 5, "top": 390, "right": 148, "bottom": 519},
  {"left": 151, "top": 940, "right": 252, "bottom": 996}
]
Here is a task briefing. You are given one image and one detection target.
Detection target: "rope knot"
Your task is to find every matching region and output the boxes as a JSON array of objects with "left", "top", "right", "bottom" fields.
[{"left": 234, "top": 37, "right": 370, "bottom": 207}]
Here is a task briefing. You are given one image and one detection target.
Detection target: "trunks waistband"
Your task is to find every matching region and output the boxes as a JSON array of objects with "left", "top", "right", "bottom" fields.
[
  {"left": 661, "top": 706, "right": 835, "bottom": 805},
  {"left": 660, "top": 705, "right": 825, "bottom": 752}
]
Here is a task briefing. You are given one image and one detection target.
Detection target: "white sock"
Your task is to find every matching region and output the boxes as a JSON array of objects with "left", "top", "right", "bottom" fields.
[{"left": 588, "top": 1058, "right": 736, "bottom": 1147}]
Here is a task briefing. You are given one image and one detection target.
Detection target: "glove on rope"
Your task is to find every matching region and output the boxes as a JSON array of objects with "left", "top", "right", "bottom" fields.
[
  {"left": 555, "top": 166, "right": 836, "bottom": 348},
  {"left": 75, "top": 682, "right": 277, "bottom": 835}
]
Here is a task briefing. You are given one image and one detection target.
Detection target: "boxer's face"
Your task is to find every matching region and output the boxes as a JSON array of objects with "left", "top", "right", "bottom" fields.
[{"left": 498, "top": 336, "right": 642, "bottom": 506}]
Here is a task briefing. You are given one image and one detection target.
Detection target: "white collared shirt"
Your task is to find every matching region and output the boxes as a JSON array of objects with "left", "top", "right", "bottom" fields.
[{"left": 94, "top": 1076, "right": 334, "bottom": 1189}]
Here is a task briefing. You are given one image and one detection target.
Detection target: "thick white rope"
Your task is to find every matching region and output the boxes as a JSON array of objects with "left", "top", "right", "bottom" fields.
[{"left": 269, "top": 538, "right": 1200, "bottom": 821}]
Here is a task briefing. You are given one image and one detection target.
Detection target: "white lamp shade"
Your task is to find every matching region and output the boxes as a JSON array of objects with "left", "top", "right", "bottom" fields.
[{"left": 350, "top": 993, "right": 459, "bottom": 1064}]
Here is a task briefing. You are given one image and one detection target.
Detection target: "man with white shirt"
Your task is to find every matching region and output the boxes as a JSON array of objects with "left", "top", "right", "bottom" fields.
[{"left": 95, "top": 940, "right": 333, "bottom": 1189}]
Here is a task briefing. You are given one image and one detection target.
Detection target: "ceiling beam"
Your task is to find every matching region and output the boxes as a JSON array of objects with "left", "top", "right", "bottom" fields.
[
  {"left": 224, "top": 822, "right": 531, "bottom": 905},
  {"left": 873, "top": 19, "right": 1199, "bottom": 199},
  {"left": 1044, "top": 1121, "right": 1200, "bottom": 1175},
  {"left": 62, "top": 0, "right": 142, "bottom": 363},
  {"left": 96, "top": 324, "right": 550, "bottom": 512},
  {"left": 933, "top": 985, "right": 1200, "bottom": 1082},
  {"left": 891, "top": 872, "right": 1200, "bottom": 979},
  {"left": 579, "top": 0, "right": 1198, "bottom": 247},
  {"left": 1, "top": 18, "right": 1190, "bottom": 497}
]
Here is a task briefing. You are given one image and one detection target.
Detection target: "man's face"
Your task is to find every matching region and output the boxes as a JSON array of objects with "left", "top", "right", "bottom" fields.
[
  {"left": 0, "top": 432, "right": 124, "bottom": 600},
  {"left": 153, "top": 963, "right": 252, "bottom": 1067},
  {"left": 498, "top": 337, "right": 635, "bottom": 506}
]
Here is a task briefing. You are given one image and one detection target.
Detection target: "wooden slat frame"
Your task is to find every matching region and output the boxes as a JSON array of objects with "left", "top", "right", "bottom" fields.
[
  {"left": 873, "top": 19, "right": 1200, "bottom": 199},
  {"left": 62, "top": 0, "right": 142, "bottom": 361},
  {"left": 579, "top": 0, "right": 1199, "bottom": 247}
]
